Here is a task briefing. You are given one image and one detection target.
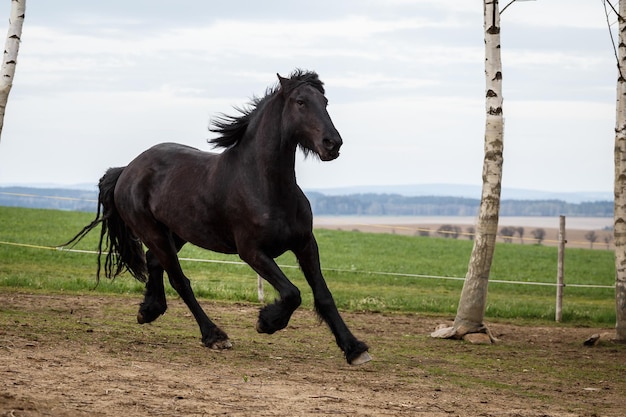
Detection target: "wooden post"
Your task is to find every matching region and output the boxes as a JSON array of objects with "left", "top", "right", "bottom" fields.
[
  {"left": 556, "top": 215, "right": 566, "bottom": 322},
  {"left": 257, "top": 274, "right": 264, "bottom": 303}
]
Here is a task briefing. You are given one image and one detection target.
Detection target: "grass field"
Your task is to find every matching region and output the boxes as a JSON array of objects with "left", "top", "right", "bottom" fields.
[{"left": 0, "top": 206, "right": 617, "bottom": 326}]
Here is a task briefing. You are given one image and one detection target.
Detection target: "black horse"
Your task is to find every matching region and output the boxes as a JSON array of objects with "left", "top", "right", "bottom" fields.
[{"left": 65, "top": 70, "right": 370, "bottom": 365}]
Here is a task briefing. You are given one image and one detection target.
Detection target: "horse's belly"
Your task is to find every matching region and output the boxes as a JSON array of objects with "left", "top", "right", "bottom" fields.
[{"left": 172, "top": 223, "right": 239, "bottom": 255}]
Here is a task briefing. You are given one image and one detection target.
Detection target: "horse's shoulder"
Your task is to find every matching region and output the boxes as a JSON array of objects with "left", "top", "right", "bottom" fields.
[{"left": 295, "top": 187, "right": 313, "bottom": 217}]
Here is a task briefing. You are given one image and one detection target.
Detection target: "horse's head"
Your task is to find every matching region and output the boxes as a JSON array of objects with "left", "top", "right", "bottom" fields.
[{"left": 278, "top": 72, "right": 343, "bottom": 161}]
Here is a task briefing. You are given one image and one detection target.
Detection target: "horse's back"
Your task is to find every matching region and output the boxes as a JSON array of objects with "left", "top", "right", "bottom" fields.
[
  {"left": 113, "top": 142, "right": 236, "bottom": 250},
  {"left": 120, "top": 141, "right": 215, "bottom": 181},
  {"left": 114, "top": 142, "right": 216, "bottom": 213},
  {"left": 128, "top": 142, "right": 213, "bottom": 168}
]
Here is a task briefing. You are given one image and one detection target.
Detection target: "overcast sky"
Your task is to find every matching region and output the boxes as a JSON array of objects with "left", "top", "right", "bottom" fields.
[{"left": 0, "top": 0, "right": 618, "bottom": 193}]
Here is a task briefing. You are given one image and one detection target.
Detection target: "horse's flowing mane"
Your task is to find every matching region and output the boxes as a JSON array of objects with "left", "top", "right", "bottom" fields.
[{"left": 209, "top": 69, "right": 325, "bottom": 150}]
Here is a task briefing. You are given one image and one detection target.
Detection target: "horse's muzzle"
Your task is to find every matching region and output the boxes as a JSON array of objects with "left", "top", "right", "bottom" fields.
[{"left": 321, "top": 137, "right": 342, "bottom": 161}]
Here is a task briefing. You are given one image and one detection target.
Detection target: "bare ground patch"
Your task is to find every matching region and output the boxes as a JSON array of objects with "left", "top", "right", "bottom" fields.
[
  {"left": 1, "top": 292, "right": 624, "bottom": 417},
  {"left": 314, "top": 220, "right": 613, "bottom": 250}
]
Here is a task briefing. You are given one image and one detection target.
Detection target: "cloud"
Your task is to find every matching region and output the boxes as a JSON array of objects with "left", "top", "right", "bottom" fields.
[
  {"left": 18, "top": 13, "right": 484, "bottom": 102},
  {"left": 0, "top": 1, "right": 618, "bottom": 193},
  {"left": 505, "top": 0, "right": 613, "bottom": 29}
]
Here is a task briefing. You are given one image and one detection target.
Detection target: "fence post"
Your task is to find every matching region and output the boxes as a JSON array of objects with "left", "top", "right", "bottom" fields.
[
  {"left": 257, "top": 274, "right": 264, "bottom": 303},
  {"left": 555, "top": 215, "right": 566, "bottom": 322}
]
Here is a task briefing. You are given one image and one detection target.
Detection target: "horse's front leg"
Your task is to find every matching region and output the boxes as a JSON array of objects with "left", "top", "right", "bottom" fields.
[
  {"left": 239, "top": 250, "right": 302, "bottom": 334},
  {"left": 295, "top": 235, "right": 371, "bottom": 365}
]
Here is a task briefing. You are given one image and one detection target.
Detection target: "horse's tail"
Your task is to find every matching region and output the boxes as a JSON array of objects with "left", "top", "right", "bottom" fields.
[{"left": 62, "top": 167, "right": 148, "bottom": 283}]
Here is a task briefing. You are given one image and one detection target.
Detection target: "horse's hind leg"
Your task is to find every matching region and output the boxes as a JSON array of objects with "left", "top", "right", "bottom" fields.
[
  {"left": 144, "top": 237, "right": 231, "bottom": 349},
  {"left": 166, "top": 261, "right": 231, "bottom": 349},
  {"left": 137, "top": 249, "right": 168, "bottom": 324}
]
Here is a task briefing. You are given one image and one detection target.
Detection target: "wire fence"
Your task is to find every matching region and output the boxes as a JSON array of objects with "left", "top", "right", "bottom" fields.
[
  {"left": 0, "top": 191, "right": 98, "bottom": 203},
  {"left": 0, "top": 190, "right": 617, "bottom": 290},
  {"left": 0, "top": 238, "right": 615, "bottom": 290},
  {"left": 0, "top": 191, "right": 617, "bottom": 326}
]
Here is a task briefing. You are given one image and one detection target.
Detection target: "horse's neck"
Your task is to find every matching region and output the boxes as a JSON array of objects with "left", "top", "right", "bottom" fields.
[
  {"left": 254, "top": 144, "right": 297, "bottom": 189},
  {"left": 244, "top": 101, "right": 299, "bottom": 192},
  {"left": 225, "top": 125, "right": 299, "bottom": 196}
]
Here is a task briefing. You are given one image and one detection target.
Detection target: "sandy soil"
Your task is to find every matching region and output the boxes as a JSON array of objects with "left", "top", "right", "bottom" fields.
[
  {"left": 313, "top": 216, "right": 614, "bottom": 250},
  {"left": 1, "top": 292, "right": 624, "bottom": 417}
]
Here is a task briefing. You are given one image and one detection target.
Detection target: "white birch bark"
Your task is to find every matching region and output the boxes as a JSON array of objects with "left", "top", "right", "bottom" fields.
[
  {"left": 0, "top": 0, "right": 26, "bottom": 142},
  {"left": 432, "top": 0, "right": 503, "bottom": 340},
  {"left": 613, "top": 0, "right": 626, "bottom": 342}
]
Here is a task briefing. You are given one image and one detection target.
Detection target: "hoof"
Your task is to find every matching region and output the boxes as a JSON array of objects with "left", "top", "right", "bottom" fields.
[
  {"left": 350, "top": 351, "right": 372, "bottom": 366},
  {"left": 255, "top": 320, "right": 275, "bottom": 334},
  {"left": 255, "top": 303, "right": 294, "bottom": 334},
  {"left": 255, "top": 320, "right": 263, "bottom": 333},
  {"left": 209, "top": 339, "right": 232, "bottom": 350},
  {"left": 137, "top": 302, "right": 166, "bottom": 324},
  {"left": 137, "top": 310, "right": 163, "bottom": 324},
  {"left": 202, "top": 327, "right": 232, "bottom": 350}
]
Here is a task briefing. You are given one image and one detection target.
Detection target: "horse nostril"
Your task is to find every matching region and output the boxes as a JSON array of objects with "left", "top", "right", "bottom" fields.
[{"left": 323, "top": 138, "right": 339, "bottom": 151}]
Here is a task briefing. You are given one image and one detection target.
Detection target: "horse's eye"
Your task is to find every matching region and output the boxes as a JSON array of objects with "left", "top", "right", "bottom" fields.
[{"left": 296, "top": 99, "right": 305, "bottom": 106}]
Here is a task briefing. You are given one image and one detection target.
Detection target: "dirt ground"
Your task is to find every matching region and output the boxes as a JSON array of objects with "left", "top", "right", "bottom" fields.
[
  {"left": 1, "top": 292, "right": 624, "bottom": 417},
  {"left": 316, "top": 223, "right": 612, "bottom": 250}
]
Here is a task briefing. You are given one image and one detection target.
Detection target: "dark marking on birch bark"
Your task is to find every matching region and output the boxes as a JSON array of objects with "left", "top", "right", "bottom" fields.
[
  {"left": 485, "top": 150, "right": 503, "bottom": 161},
  {"left": 480, "top": 196, "right": 502, "bottom": 212}
]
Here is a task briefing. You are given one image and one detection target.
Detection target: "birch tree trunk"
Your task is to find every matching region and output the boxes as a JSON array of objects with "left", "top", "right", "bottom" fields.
[
  {"left": 432, "top": 0, "right": 503, "bottom": 340},
  {"left": 613, "top": 0, "right": 626, "bottom": 342},
  {"left": 0, "top": 0, "right": 26, "bottom": 142}
]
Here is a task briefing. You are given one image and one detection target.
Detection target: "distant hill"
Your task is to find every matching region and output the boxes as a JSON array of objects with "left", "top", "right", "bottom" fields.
[
  {"left": 306, "top": 193, "right": 612, "bottom": 217},
  {"left": 306, "top": 183, "right": 613, "bottom": 204},
  {"left": 0, "top": 184, "right": 614, "bottom": 216},
  {"left": 0, "top": 186, "right": 98, "bottom": 211}
]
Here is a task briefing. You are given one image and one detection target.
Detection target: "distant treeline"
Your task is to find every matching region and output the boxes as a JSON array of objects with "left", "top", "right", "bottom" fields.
[
  {"left": 307, "top": 193, "right": 613, "bottom": 217},
  {"left": 0, "top": 187, "right": 98, "bottom": 212},
  {"left": 0, "top": 187, "right": 614, "bottom": 217}
]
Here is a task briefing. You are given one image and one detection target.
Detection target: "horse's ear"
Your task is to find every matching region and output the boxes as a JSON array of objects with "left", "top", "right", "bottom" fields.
[{"left": 277, "top": 73, "right": 289, "bottom": 89}]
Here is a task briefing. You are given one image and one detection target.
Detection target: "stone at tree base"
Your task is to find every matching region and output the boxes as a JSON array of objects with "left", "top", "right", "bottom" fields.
[
  {"left": 583, "top": 334, "right": 601, "bottom": 346},
  {"left": 463, "top": 332, "right": 493, "bottom": 344},
  {"left": 430, "top": 325, "right": 458, "bottom": 339},
  {"left": 431, "top": 322, "right": 497, "bottom": 343},
  {"left": 583, "top": 332, "right": 618, "bottom": 346}
]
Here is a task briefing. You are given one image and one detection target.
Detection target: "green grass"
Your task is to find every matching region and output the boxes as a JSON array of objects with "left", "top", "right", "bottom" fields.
[{"left": 0, "top": 206, "right": 617, "bottom": 326}]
